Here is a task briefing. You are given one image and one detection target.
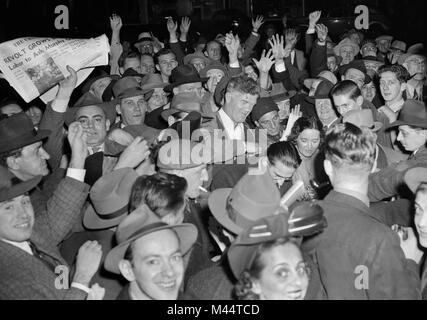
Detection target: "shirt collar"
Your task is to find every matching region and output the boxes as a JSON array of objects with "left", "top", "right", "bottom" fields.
[
  {"left": 218, "top": 108, "right": 244, "bottom": 140},
  {"left": 386, "top": 98, "right": 405, "bottom": 113},
  {"left": 1, "top": 239, "right": 33, "bottom": 255},
  {"left": 88, "top": 143, "right": 105, "bottom": 155},
  {"left": 334, "top": 187, "right": 370, "bottom": 207}
]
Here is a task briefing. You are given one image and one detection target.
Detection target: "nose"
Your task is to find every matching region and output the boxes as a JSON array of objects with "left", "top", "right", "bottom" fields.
[
  {"left": 419, "top": 211, "right": 427, "bottom": 227},
  {"left": 39, "top": 147, "right": 50, "bottom": 160},
  {"left": 397, "top": 131, "right": 403, "bottom": 142},
  {"left": 162, "top": 261, "right": 176, "bottom": 278},
  {"left": 201, "top": 168, "right": 209, "bottom": 182}
]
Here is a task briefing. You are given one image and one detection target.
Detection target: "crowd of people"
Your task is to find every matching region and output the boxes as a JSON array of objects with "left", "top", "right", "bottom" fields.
[{"left": 0, "top": 9, "right": 427, "bottom": 300}]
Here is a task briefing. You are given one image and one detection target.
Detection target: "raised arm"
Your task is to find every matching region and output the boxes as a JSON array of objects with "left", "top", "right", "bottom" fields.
[{"left": 109, "top": 14, "right": 123, "bottom": 76}]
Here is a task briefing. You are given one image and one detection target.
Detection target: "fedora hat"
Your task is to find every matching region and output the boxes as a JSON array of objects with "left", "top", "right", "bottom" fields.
[
  {"left": 83, "top": 168, "right": 138, "bottom": 230},
  {"left": 81, "top": 69, "right": 119, "bottom": 95},
  {"left": 333, "top": 38, "right": 360, "bottom": 57},
  {"left": 102, "top": 75, "right": 121, "bottom": 102},
  {"left": 65, "top": 92, "right": 117, "bottom": 127},
  {"left": 390, "top": 40, "right": 407, "bottom": 52},
  {"left": 164, "top": 65, "right": 208, "bottom": 93},
  {"left": 0, "top": 113, "right": 51, "bottom": 154},
  {"left": 167, "top": 111, "right": 203, "bottom": 140},
  {"left": 113, "top": 76, "right": 153, "bottom": 101},
  {"left": 343, "top": 109, "right": 383, "bottom": 132},
  {"left": 208, "top": 171, "right": 282, "bottom": 235},
  {"left": 104, "top": 204, "right": 198, "bottom": 274},
  {"left": 397, "top": 53, "right": 425, "bottom": 66},
  {"left": 251, "top": 97, "right": 279, "bottom": 122},
  {"left": 161, "top": 91, "right": 213, "bottom": 122},
  {"left": 141, "top": 73, "right": 168, "bottom": 92},
  {"left": 0, "top": 166, "right": 42, "bottom": 202},
  {"left": 338, "top": 60, "right": 372, "bottom": 84},
  {"left": 407, "top": 43, "right": 424, "bottom": 55},
  {"left": 183, "top": 52, "right": 211, "bottom": 67},
  {"left": 375, "top": 35, "right": 393, "bottom": 44},
  {"left": 305, "top": 79, "right": 334, "bottom": 104},
  {"left": 387, "top": 100, "right": 427, "bottom": 129},
  {"left": 199, "top": 61, "right": 228, "bottom": 78}
]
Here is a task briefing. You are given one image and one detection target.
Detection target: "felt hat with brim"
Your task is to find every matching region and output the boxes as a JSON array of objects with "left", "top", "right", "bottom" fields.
[
  {"left": 333, "top": 38, "right": 360, "bottom": 57},
  {"left": 338, "top": 60, "right": 372, "bottom": 84},
  {"left": 208, "top": 171, "right": 282, "bottom": 235},
  {"left": 304, "top": 70, "right": 338, "bottom": 91},
  {"left": 161, "top": 91, "right": 213, "bottom": 122},
  {"left": 183, "top": 52, "right": 211, "bottom": 67},
  {"left": 104, "top": 204, "right": 198, "bottom": 274},
  {"left": 362, "top": 56, "right": 384, "bottom": 68},
  {"left": 343, "top": 109, "right": 383, "bottom": 132},
  {"left": 251, "top": 97, "right": 279, "bottom": 122},
  {"left": 387, "top": 100, "right": 427, "bottom": 129},
  {"left": 113, "top": 76, "right": 154, "bottom": 101},
  {"left": 82, "top": 72, "right": 119, "bottom": 95},
  {"left": 305, "top": 79, "right": 334, "bottom": 104},
  {"left": 0, "top": 166, "right": 42, "bottom": 202},
  {"left": 390, "top": 40, "right": 407, "bottom": 52},
  {"left": 199, "top": 61, "right": 228, "bottom": 78},
  {"left": 407, "top": 43, "right": 424, "bottom": 54},
  {"left": 102, "top": 75, "right": 121, "bottom": 102},
  {"left": 83, "top": 168, "right": 138, "bottom": 230},
  {"left": 134, "top": 32, "right": 153, "bottom": 47},
  {"left": 65, "top": 92, "right": 117, "bottom": 127},
  {"left": 166, "top": 111, "right": 203, "bottom": 140},
  {"left": 140, "top": 73, "right": 168, "bottom": 92},
  {"left": 164, "top": 65, "right": 208, "bottom": 93},
  {"left": 157, "top": 138, "right": 247, "bottom": 171},
  {"left": 0, "top": 112, "right": 51, "bottom": 154},
  {"left": 327, "top": 51, "right": 343, "bottom": 66},
  {"left": 375, "top": 35, "right": 393, "bottom": 43},
  {"left": 397, "top": 53, "right": 425, "bottom": 66}
]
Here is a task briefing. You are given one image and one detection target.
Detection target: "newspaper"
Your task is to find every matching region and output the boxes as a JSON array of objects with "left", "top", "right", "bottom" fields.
[{"left": 0, "top": 34, "right": 110, "bottom": 103}]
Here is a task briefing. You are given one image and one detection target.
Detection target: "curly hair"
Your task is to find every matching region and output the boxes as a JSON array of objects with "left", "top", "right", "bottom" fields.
[
  {"left": 287, "top": 116, "right": 324, "bottom": 146},
  {"left": 378, "top": 64, "right": 411, "bottom": 83},
  {"left": 226, "top": 74, "right": 260, "bottom": 96}
]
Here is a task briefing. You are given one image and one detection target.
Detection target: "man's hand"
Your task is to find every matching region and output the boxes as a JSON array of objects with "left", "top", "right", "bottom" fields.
[
  {"left": 57, "top": 65, "right": 77, "bottom": 100},
  {"left": 73, "top": 241, "right": 103, "bottom": 287},
  {"left": 115, "top": 136, "right": 151, "bottom": 170},
  {"left": 225, "top": 33, "right": 240, "bottom": 63},
  {"left": 150, "top": 32, "right": 164, "bottom": 53},
  {"left": 108, "top": 128, "right": 134, "bottom": 146},
  {"left": 308, "top": 11, "right": 322, "bottom": 29},
  {"left": 284, "top": 28, "right": 299, "bottom": 50},
  {"left": 87, "top": 284, "right": 105, "bottom": 300},
  {"left": 110, "top": 14, "right": 123, "bottom": 32},
  {"left": 252, "top": 15, "right": 265, "bottom": 33},
  {"left": 166, "top": 18, "right": 178, "bottom": 41},
  {"left": 378, "top": 105, "right": 398, "bottom": 123},
  {"left": 398, "top": 227, "right": 424, "bottom": 264},
  {"left": 180, "top": 17, "right": 191, "bottom": 35},
  {"left": 315, "top": 24, "right": 328, "bottom": 43},
  {"left": 253, "top": 49, "right": 275, "bottom": 73},
  {"left": 268, "top": 34, "right": 286, "bottom": 61},
  {"left": 67, "top": 122, "right": 88, "bottom": 169}
]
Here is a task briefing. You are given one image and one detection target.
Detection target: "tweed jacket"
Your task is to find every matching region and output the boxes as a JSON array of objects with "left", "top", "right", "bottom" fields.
[
  {"left": 313, "top": 191, "right": 421, "bottom": 299},
  {"left": 0, "top": 177, "right": 90, "bottom": 300}
]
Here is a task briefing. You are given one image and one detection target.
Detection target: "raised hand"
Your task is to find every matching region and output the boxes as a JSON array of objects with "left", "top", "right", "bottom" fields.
[
  {"left": 180, "top": 17, "right": 191, "bottom": 34},
  {"left": 115, "top": 136, "right": 151, "bottom": 170},
  {"left": 308, "top": 11, "right": 322, "bottom": 28},
  {"left": 252, "top": 15, "right": 265, "bottom": 33},
  {"left": 315, "top": 24, "right": 328, "bottom": 43},
  {"left": 150, "top": 32, "right": 164, "bottom": 53},
  {"left": 67, "top": 122, "right": 88, "bottom": 169},
  {"left": 107, "top": 128, "right": 134, "bottom": 146},
  {"left": 110, "top": 14, "right": 123, "bottom": 32},
  {"left": 252, "top": 49, "right": 275, "bottom": 73},
  {"left": 58, "top": 65, "right": 78, "bottom": 99},
  {"left": 287, "top": 104, "right": 302, "bottom": 129},
  {"left": 166, "top": 18, "right": 178, "bottom": 35},
  {"left": 285, "top": 28, "right": 299, "bottom": 49},
  {"left": 225, "top": 33, "right": 240, "bottom": 57},
  {"left": 73, "top": 241, "right": 103, "bottom": 287},
  {"left": 268, "top": 34, "right": 286, "bottom": 60}
]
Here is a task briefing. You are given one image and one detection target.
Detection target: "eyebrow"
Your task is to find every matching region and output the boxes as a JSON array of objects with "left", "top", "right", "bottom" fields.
[{"left": 142, "top": 250, "right": 181, "bottom": 260}]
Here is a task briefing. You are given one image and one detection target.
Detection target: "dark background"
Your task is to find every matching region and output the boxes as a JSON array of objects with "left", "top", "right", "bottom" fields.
[{"left": 0, "top": 0, "right": 426, "bottom": 45}]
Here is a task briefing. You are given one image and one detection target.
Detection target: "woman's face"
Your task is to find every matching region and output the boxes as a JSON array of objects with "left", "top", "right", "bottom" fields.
[
  {"left": 296, "top": 129, "right": 321, "bottom": 158},
  {"left": 254, "top": 242, "right": 309, "bottom": 300}
]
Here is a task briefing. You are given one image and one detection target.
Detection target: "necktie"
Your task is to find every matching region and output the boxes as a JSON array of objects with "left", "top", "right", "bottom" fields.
[
  {"left": 29, "top": 242, "right": 59, "bottom": 273},
  {"left": 91, "top": 146, "right": 103, "bottom": 154}
]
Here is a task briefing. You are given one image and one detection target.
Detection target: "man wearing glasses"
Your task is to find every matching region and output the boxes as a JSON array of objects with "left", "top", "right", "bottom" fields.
[{"left": 399, "top": 53, "right": 426, "bottom": 102}]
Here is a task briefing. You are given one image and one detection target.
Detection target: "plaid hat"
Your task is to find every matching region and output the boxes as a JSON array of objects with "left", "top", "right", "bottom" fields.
[{"left": 251, "top": 97, "right": 279, "bottom": 122}]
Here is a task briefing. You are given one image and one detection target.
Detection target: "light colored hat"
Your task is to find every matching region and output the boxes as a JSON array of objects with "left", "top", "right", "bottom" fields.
[
  {"left": 390, "top": 40, "right": 407, "bottom": 52},
  {"left": 334, "top": 38, "right": 360, "bottom": 56},
  {"left": 407, "top": 43, "right": 425, "bottom": 54},
  {"left": 343, "top": 109, "right": 383, "bottom": 132},
  {"left": 375, "top": 35, "right": 393, "bottom": 43}
]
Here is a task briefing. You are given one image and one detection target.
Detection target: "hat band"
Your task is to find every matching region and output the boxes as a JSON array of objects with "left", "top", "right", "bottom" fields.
[
  {"left": 173, "top": 75, "right": 204, "bottom": 85},
  {"left": 96, "top": 205, "right": 128, "bottom": 221},
  {"left": 118, "top": 88, "right": 147, "bottom": 99},
  {"left": 0, "top": 129, "right": 39, "bottom": 150},
  {"left": 125, "top": 222, "right": 169, "bottom": 243},
  {"left": 401, "top": 114, "right": 427, "bottom": 126},
  {"left": 226, "top": 196, "right": 257, "bottom": 231}
]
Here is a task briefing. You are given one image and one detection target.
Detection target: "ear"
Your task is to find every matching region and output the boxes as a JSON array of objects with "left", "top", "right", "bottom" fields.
[
  {"left": 254, "top": 120, "right": 260, "bottom": 128},
  {"left": 324, "top": 159, "right": 333, "bottom": 178},
  {"left": 119, "top": 67, "right": 124, "bottom": 75},
  {"left": 251, "top": 279, "right": 262, "bottom": 295},
  {"left": 118, "top": 259, "right": 136, "bottom": 282},
  {"left": 161, "top": 213, "right": 177, "bottom": 225},
  {"left": 116, "top": 104, "right": 121, "bottom": 115},
  {"left": 106, "top": 119, "right": 111, "bottom": 131},
  {"left": 225, "top": 92, "right": 232, "bottom": 103},
  {"left": 173, "top": 87, "right": 179, "bottom": 95},
  {"left": 168, "top": 116, "right": 176, "bottom": 127},
  {"left": 400, "top": 82, "right": 407, "bottom": 94},
  {"left": 402, "top": 62, "right": 409, "bottom": 72},
  {"left": 204, "top": 51, "right": 209, "bottom": 57},
  {"left": 156, "top": 65, "right": 161, "bottom": 72},
  {"left": 356, "top": 96, "right": 364, "bottom": 107},
  {"left": 6, "top": 156, "right": 20, "bottom": 171}
]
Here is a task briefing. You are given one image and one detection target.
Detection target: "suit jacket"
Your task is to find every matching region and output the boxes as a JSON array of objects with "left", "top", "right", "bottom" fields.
[
  {"left": 0, "top": 177, "right": 90, "bottom": 300},
  {"left": 312, "top": 191, "right": 421, "bottom": 299}
]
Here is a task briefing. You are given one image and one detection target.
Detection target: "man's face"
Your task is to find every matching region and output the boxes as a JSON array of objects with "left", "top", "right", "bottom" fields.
[
  {"left": 206, "top": 69, "right": 225, "bottom": 93},
  {"left": 377, "top": 39, "right": 391, "bottom": 53},
  {"left": 157, "top": 53, "right": 178, "bottom": 77},
  {"left": 415, "top": 190, "right": 427, "bottom": 248},
  {"left": 128, "top": 229, "right": 184, "bottom": 300},
  {"left": 11, "top": 142, "right": 50, "bottom": 179},
  {"left": 0, "top": 103, "right": 23, "bottom": 116},
  {"left": 404, "top": 56, "right": 426, "bottom": 81},
  {"left": 244, "top": 65, "right": 258, "bottom": 82},
  {"left": 190, "top": 58, "right": 207, "bottom": 74},
  {"left": 361, "top": 82, "right": 376, "bottom": 102},
  {"left": 141, "top": 55, "right": 155, "bottom": 75},
  {"left": 268, "top": 159, "right": 296, "bottom": 187},
  {"left": 76, "top": 106, "right": 110, "bottom": 147},
  {"left": 327, "top": 56, "right": 338, "bottom": 72},
  {"left": 180, "top": 165, "right": 209, "bottom": 199},
  {"left": 257, "top": 111, "right": 281, "bottom": 136},
  {"left": 0, "top": 194, "right": 34, "bottom": 242},
  {"left": 339, "top": 46, "right": 356, "bottom": 65},
  {"left": 226, "top": 91, "right": 258, "bottom": 123},
  {"left": 397, "top": 125, "right": 427, "bottom": 152},
  {"left": 332, "top": 93, "right": 362, "bottom": 116},
  {"left": 361, "top": 43, "right": 377, "bottom": 57},
  {"left": 148, "top": 88, "right": 168, "bottom": 112},
  {"left": 136, "top": 41, "right": 154, "bottom": 55},
  {"left": 276, "top": 99, "right": 291, "bottom": 120},
  {"left": 119, "top": 95, "right": 147, "bottom": 126},
  {"left": 344, "top": 68, "right": 365, "bottom": 89},
  {"left": 124, "top": 57, "right": 142, "bottom": 74},
  {"left": 175, "top": 82, "right": 203, "bottom": 99},
  {"left": 364, "top": 61, "right": 382, "bottom": 75},
  {"left": 206, "top": 42, "right": 222, "bottom": 61},
  {"left": 349, "top": 33, "right": 362, "bottom": 46},
  {"left": 380, "top": 71, "right": 404, "bottom": 102},
  {"left": 315, "top": 99, "right": 336, "bottom": 123},
  {"left": 90, "top": 77, "right": 112, "bottom": 101},
  {"left": 266, "top": 28, "right": 276, "bottom": 39}
]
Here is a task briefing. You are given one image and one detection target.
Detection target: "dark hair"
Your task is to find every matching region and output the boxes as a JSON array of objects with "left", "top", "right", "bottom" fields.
[
  {"left": 288, "top": 116, "right": 324, "bottom": 145},
  {"left": 118, "top": 50, "right": 141, "bottom": 68},
  {"left": 267, "top": 141, "right": 301, "bottom": 169},
  {"left": 129, "top": 173, "right": 187, "bottom": 217},
  {"left": 226, "top": 75, "right": 260, "bottom": 96},
  {"left": 378, "top": 64, "right": 411, "bottom": 84},
  {"left": 154, "top": 48, "right": 176, "bottom": 65},
  {"left": 234, "top": 238, "right": 303, "bottom": 300},
  {"left": 330, "top": 80, "right": 362, "bottom": 101}
]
